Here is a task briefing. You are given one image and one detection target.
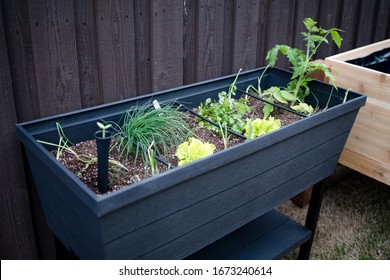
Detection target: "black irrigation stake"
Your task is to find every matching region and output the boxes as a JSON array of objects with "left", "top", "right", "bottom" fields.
[
  {"left": 94, "top": 119, "right": 115, "bottom": 193},
  {"left": 94, "top": 129, "right": 112, "bottom": 193}
]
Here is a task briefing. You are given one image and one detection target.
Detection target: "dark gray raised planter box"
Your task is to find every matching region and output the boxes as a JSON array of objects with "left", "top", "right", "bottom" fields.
[{"left": 16, "top": 67, "right": 366, "bottom": 259}]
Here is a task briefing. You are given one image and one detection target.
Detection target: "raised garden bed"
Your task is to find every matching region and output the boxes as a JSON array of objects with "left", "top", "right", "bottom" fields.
[
  {"left": 325, "top": 39, "right": 390, "bottom": 185},
  {"left": 16, "top": 67, "right": 366, "bottom": 259}
]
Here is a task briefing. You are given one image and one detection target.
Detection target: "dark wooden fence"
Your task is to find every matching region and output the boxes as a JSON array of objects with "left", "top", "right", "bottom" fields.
[{"left": 1, "top": 0, "right": 389, "bottom": 259}]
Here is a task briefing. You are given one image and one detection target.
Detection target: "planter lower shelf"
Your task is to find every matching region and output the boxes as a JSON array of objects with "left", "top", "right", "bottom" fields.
[
  {"left": 16, "top": 67, "right": 366, "bottom": 259},
  {"left": 187, "top": 209, "right": 311, "bottom": 260}
]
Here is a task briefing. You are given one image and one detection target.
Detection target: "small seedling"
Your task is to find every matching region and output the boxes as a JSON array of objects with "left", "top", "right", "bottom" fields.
[{"left": 97, "top": 122, "right": 112, "bottom": 138}]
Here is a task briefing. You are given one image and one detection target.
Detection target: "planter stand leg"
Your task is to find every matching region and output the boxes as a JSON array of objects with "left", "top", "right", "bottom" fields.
[
  {"left": 298, "top": 179, "right": 326, "bottom": 260},
  {"left": 54, "top": 236, "right": 78, "bottom": 260}
]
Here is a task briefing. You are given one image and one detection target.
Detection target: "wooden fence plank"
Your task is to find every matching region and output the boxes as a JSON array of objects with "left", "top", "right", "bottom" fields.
[
  {"left": 221, "top": 0, "right": 234, "bottom": 74},
  {"left": 1, "top": 0, "right": 40, "bottom": 122},
  {"left": 183, "top": 0, "right": 197, "bottom": 84},
  {"left": 374, "top": 0, "right": 390, "bottom": 42},
  {"left": 0, "top": 4, "right": 37, "bottom": 259},
  {"left": 316, "top": 0, "right": 341, "bottom": 59},
  {"left": 150, "top": 0, "right": 184, "bottom": 91},
  {"left": 196, "top": 0, "right": 225, "bottom": 81},
  {"left": 354, "top": 0, "right": 379, "bottom": 48},
  {"left": 293, "top": 0, "right": 320, "bottom": 52},
  {"left": 232, "top": 0, "right": 262, "bottom": 71},
  {"left": 263, "top": 0, "right": 297, "bottom": 69},
  {"left": 134, "top": 0, "right": 152, "bottom": 95},
  {"left": 2, "top": 0, "right": 58, "bottom": 258},
  {"left": 74, "top": 0, "right": 102, "bottom": 108},
  {"left": 337, "top": 0, "right": 360, "bottom": 54},
  {"left": 254, "top": 0, "right": 268, "bottom": 67},
  {"left": 28, "top": 0, "right": 81, "bottom": 117},
  {"left": 96, "top": 0, "right": 137, "bottom": 103}
]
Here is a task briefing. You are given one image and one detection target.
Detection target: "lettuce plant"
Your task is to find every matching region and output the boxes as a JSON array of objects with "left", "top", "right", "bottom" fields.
[
  {"left": 175, "top": 137, "right": 216, "bottom": 166},
  {"left": 243, "top": 117, "right": 281, "bottom": 140}
]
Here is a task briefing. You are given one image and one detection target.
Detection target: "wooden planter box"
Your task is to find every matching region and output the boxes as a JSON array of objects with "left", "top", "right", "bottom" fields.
[
  {"left": 325, "top": 39, "right": 390, "bottom": 185},
  {"left": 16, "top": 67, "right": 366, "bottom": 259}
]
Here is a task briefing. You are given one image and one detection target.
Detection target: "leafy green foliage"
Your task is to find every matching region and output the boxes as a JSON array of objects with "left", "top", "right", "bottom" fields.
[
  {"left": 198, "top": 92, "right": 251, "bottom": 134},
  {"left": 243, "top": 117, "right": 281, "bottom": 140},
  {"left": 290, "top": 102, "right": 314, "bottom": 115},
  {"left": 175, "top": 137, "right": 216, "bottom": 166},
  {"left": 255, "top": 18, "right": 343, "bottom": 116},
  {"left": 198, "top": 69, "right": 252, "bottom": 134}
]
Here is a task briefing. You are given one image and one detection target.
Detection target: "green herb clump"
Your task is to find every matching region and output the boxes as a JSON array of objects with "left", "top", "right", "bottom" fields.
[
  {"left": 115, "top": 102, "right": 191, "bottom": 163},
  {"left": 243, "top": 117, "right": 281, "bottom": 140},
  {"left": 175, "top": 137, "right": 216, "bottom": 166},
  {"left": 198, "top": 70, "right": 252, "bottom": 134},
  {"left": 248, "top": 18, "right": 342, "bottom": 116},
  {"left": 198, "top": 92, "right": 251, "bottom": 134}
]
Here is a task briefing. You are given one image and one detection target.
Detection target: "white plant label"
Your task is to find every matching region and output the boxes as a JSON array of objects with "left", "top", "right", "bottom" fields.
[{"left": 153, "top": 100, "right": 161, "bottom": 110}]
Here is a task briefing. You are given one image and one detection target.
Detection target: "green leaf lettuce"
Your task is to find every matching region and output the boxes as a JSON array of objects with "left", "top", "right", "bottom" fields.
[{"left": 176, "top": 138, "right": 216, "bottom": 166}]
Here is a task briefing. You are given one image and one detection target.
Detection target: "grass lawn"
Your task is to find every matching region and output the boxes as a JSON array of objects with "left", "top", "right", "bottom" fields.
[{"left": 279, "top": 165, "right": 389, "bottom": 260}]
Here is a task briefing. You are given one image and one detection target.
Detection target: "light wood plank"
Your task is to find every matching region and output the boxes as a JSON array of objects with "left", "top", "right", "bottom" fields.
[{"left": 339, "top": 149, "right": 390, "bottom": 185}]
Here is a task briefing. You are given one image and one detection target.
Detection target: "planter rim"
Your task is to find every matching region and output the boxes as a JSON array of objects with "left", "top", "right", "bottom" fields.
[{"left": 15, "top": 67, "right": 364, "bottom": 129}]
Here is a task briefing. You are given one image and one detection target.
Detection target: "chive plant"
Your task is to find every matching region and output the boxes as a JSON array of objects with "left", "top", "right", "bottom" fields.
[{"left": 113, "top": 101, "right": 191, "bottom": 173}]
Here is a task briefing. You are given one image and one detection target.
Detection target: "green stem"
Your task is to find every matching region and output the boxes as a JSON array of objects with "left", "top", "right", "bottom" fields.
[
  {"left": 292, "top": 33, "right": 311, "bottom": 102},
  {"left": 37, "top": 140, "right": 78, "bottom": 158},
  {"left": 37, "top": 140, "right": 128, "bottom": 172},
  {"left": 292, "top": 32, "right": 331, "bottom": 102}
]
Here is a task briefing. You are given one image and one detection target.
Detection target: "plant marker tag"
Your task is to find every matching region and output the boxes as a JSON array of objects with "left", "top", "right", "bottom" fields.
[{"left": 153, "top": 100, "right": 161, "bottom": 110}]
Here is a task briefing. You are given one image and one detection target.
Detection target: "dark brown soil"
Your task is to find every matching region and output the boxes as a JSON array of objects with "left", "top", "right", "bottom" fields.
[{"left": 54, "top": 95, "right": 303, "bottom": 195}]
